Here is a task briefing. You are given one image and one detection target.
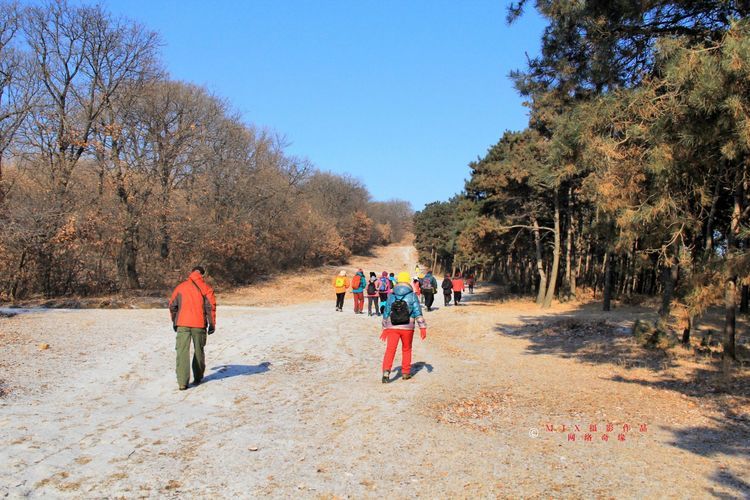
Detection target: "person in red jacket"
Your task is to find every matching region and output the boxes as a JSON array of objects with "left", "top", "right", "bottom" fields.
[
  {"left": 169, "top": 266, "right": 217, "bottom": 390},
  {"left": 452, "top": 272, "right": 465, "bottom": 306}
]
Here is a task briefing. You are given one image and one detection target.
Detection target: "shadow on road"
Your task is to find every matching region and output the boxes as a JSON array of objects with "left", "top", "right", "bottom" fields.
[
  {"left": 391, "top": 361, "right": 433, "bottom": 381},
  {"left": 665, "top": 412, "right": 750, "bottom": 498},
  {"left": 706, "top": 467, "right": 750, "bottom": 498},
  {"left": 495, "top": 306, "right": 674, "bottom": 372},
  {"left": 202, "top": 362, "right": 271, "bottom": 383}
]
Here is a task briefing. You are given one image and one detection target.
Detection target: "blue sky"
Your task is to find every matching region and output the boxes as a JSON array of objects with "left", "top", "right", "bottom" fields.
[{"left": 103, "top": 1, "right": 546, "bottom": 211}]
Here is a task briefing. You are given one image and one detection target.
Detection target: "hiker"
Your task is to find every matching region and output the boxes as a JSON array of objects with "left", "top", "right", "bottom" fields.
[
  {"left": 333, "top": 270, "right": 350, "bottom": 311},
  {"left": 366, "top": 274, "right": 380, "bottom": 316},
  {"left": 414, "top": 264, "right": 422, "bottom": 280},
  {"left": 389, "top": 272, "right": 397, "bottom": 288},
  {"left": 378, "top": 271, "right": 392, "bottom": 313},
  {"left": 168, "top": 266, "right": 217, "bottom": 391},
  {"left": 412, "top": 278, "right": 422, "bottom": 303},
  {"left": 421, "top": 270, "right": 438, "bottom": 311},
  {"left": 441, "top": 274, "right": 453, "bottom": 306},
  {"left": 467, "top": 274, "right": 476, "bottom": 294},
  {"left": 380, "top": 271, "right": 427, "bottom": 383},
  {"left": 453, "top": 272, "right": 465, "bottom": 305},
  {"left": 351, "top": 268, "right": 366, "bottom": 314}
]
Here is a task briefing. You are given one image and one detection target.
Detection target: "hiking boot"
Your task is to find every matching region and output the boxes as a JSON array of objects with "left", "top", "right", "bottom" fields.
[
  {"left": 381, "top": 370, "right": 390, "bottom": 384},
  {"left": 193, "top": 378, "right": 202, "bottom": 386},
  {"left": 402, "top": 374, "right": 412, "bottom": 380},
  {"left": 178, "top": 385, "right": 187, "bottom": 391}
]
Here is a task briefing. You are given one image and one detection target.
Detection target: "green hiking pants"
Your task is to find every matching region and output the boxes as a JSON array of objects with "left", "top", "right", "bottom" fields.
[{"left": 175, "top": 327, "right": 207, "bottom": 387}]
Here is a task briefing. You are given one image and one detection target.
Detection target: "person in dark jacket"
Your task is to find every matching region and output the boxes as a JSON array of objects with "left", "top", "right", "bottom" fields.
[
  {"left": 366, "top": 274, "right": 380, "bottom": 316},
  {"left": 169, "top": 266, "right": 217, "bottom": 390},
  {"left": 441, "top": 274, "right": 453, "bottom": 306},
  {"left": 421, "top": 270, "right": 438, "bottom": 311}
]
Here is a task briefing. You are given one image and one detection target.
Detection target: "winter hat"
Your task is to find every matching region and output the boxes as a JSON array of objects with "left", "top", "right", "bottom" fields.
[
  {"left": 381, "top": 271, "right": 388, "bottom": 277},
  {"left": 339, "top": 270, "right": 347, "bottom": 276},
  {"left": 396, "top": 271, "right": 411, "bottom": 284}
]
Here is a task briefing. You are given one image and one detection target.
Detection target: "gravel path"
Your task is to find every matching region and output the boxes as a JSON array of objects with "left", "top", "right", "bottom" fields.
[{"left": 1, "top": 247, "right": 748, "bottom": 498}]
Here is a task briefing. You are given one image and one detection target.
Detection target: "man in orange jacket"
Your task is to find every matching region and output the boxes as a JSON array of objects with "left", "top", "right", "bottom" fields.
[{"left": 169, "top": 266, "right": 217, "bottom": 390}]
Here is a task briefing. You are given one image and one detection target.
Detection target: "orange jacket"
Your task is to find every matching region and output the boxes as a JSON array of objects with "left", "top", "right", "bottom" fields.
[
  {"left": 452, "top": 278, "right": 464, "bottom": 292},
  {"left": 169, "top": 271, "right": 217, "bottom": 329},
  {"left": 333, "top": 275, "right": 350, "bottom": 294}
]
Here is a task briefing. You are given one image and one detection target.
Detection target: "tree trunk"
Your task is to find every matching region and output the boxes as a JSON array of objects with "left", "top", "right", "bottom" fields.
[
  {"left": 627, "top": 241, "right": 638, "bottom": 296},
  {"left": 603, "top": 252, "right": 613, "bottom": 311},
  {"left": 532, "top": 215, "right": 547, "bottom": 306},
  {"left": 117, "top": 224, "right": 140, "bottom": 290},
  {"left": 741, "top": 285, "right": 749, "bottom": 314},
  {"left": 543, "top": 189, "right": 561, "bottom": 309},
  {"left": 159, "top": 160, "right": 172, "bottom": 259},
  {"left": 704, "top": 179, "right": 721, "bottom": 253},
  {"left": 682, "top": 314, "right": 693, "bottom": 346},
  {"left": 10, "top": 250, "right": 27, "bottom": 301},
  {"left": 723, "top": 167, "right": 743, "bottom": 363},
  {"left": 659, "top": 256, "right": 679, "bottom": 321},
  {"left": 563, "top": 187, "right": 574, "bottom": 300},
  {"left": 0, "top": 152, "right": 5, "bottom": 210},
  {"left": 722, "top": 278, "right": 737, "bottom": 364}
]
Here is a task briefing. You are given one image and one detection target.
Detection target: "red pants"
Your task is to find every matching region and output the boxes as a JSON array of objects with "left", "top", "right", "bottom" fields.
[
  {"left": 382, "top": 328, "right": 414, "bottom": 375},
  {"left": 353, "top": 292, "right": 364, "bottom": 312}
]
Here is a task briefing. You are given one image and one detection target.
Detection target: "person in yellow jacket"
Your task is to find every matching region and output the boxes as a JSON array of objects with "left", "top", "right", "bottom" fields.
[
  {"left": 414, "top": 264, "right": 423, "bottom": 280},
  {"left": 333, "top": 270, "right": 350, "bottom": 312}
]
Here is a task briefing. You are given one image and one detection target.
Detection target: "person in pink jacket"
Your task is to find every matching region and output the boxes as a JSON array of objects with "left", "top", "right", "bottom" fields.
[{"left": 376, "top": 271, "right": 392, "bottom": 314}]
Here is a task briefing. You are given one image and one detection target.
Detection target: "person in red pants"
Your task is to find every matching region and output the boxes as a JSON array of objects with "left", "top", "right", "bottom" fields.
[
  {"left": 351, "top": 268, "right": 366, "bottom": 314},
  {"left": 380, "top": 271, "right": 427, "bottom": 383}
]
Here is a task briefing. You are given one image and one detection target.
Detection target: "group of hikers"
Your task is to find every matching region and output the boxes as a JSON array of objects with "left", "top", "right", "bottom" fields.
[
  {"left": 331, "top": 266, "right": 476, "bottom": 383},
  {"left": 332, "top": 266, "right": 476, "bottom": 315},
  {"left": 166, "top": 264, "right": 477, "bottom": 390}
]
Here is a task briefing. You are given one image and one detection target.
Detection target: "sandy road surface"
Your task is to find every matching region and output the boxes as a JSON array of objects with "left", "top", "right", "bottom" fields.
[{"left": 1, "top": 245, "right": 749, "bottom": 498}]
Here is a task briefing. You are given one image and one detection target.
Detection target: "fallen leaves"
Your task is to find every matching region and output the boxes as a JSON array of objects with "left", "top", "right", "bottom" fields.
[
  {"left": 434, "top": 389, "right": 515, "bottom": 433},
  {"left": 164, "top": 479, "right": 181, "bottom": 490}
]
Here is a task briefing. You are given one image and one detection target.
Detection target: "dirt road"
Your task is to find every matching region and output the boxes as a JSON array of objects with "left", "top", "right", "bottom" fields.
[{"left": 1, "top": 244, "right": 748, "bottom": 498}]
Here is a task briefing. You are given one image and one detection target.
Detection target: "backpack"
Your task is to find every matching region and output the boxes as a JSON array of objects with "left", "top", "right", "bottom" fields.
[
  {"left": 335, "top": 277, "right": 345, "bottom": 288},
  {"left": 390, "top": 294, "right": 411, "bottom": 325},
  {"left": 421, "top": 276, "right": 434, "bottom": 291},
  {"left": 367, "top": 282, "right": 377, "bottom": 295},
  {"left": 378, "top": 277, "right": 389, "bottom": 292},
  {"left": 351, "top": 274, "right": 361, "bottom": 290}
]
